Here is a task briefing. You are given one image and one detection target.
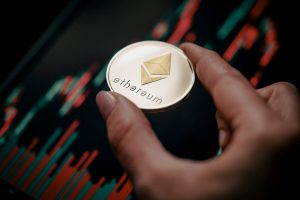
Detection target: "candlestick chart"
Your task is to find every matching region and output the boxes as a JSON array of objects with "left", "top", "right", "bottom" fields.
[{"left": 0, "top": 0, "right": 288, "bottom": 199}]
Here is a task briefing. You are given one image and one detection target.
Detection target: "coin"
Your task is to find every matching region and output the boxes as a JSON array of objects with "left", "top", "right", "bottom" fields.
[{"left": 106, "top": 41, "right": 195, "bottom": 111}]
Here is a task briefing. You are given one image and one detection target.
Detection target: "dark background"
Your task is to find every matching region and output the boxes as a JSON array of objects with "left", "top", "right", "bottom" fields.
[
  {"left": 257, "top": 1, "right": 298, "bottom": 90},
  {"left": 0, "top": 1, "right": 69, "bottom": 82},
  {"left": 0, "top": 0, "right": 299, "bottom": 199},
  {"left": 0, "top": 1, "right": 299, "bottom": 91}
]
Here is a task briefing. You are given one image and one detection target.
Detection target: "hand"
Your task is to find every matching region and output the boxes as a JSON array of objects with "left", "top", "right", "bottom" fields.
[{"left": 96, "top": 43, "right": 300, "bottom": 200}]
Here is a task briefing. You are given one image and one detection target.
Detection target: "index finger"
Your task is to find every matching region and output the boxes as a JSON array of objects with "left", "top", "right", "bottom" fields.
[{"left": 180, "top": 43, "right": 269, "bottom": 129}]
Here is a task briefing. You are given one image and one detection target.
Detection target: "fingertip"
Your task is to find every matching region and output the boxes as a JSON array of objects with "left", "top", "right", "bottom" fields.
[
  {"left": 96, "top": 91, "right": 117, "bottom": 120},
  {"left": 179, "top": 42, "right": 193, "bottom": 49},
  {"left": 95, "top": 90, "right": 103, "bottom": 105},
  {"left": 179, "top": 42, "right": 200, "bottom": 49},
  {"left": 179, "top": 43, "right": 213, "bottom": 68},
  {"left": 180, "top": 42, "right": 202, "bottom": 56}
]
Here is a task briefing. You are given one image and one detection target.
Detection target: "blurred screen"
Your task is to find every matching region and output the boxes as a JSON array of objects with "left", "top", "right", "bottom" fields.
[{"left": 0, "top": 0, "right": 297, "bottom": 199}]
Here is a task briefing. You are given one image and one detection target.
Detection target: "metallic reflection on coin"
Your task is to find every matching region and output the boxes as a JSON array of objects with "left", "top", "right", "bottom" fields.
[{"left": 106, "top": 41, "right": 195, "bottom": 111}]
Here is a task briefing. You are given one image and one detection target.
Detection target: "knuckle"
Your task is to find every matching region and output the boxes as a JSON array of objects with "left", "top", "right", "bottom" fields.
[
  {"left": 228, "top": 67, "right": 243, "bottom": 78},
  {"left": 207, "top": 49, "right": 221, "bottom": 57},
  {"left": 135, "top": 168, "right": 163, "bottom": 199},
  {"left": 249, "top": 117, "right": 273, "bottom": 137},
  {"left": 212, "top": 71, "right": 242, "bottom": 91},
  {"left": 274, "top": 82, "right": 299, "bottom": 95},
  {"left": 241, "top": 115, "right": 280, "bottom": 145},
  {"left": 203, "top": 49, "right": 221, "bottom": 59},
  {"left": 254, "top": 119, "right": 300, "bottom": 150},
  {"left": 135, "top": 176, "right": 156, "bottom": 199},
  {"left": 196, "top": 49, "right": 220, "bottom": 67},
  {"left": 106, "top": 113, "right": 134, "bottom": 151},
  {"left": 135, "top": 163, "right": 177, "bottom": 200}
]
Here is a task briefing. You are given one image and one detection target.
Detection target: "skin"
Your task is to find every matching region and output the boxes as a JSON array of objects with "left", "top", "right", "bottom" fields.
[{"left": 96, "top": 43, "right": 300, "bottom": 200}]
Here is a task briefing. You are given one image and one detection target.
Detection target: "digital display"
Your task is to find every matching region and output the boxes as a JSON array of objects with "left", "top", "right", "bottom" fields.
[{"left": 0, "top": 0, "right": 294, "bottom": 199}]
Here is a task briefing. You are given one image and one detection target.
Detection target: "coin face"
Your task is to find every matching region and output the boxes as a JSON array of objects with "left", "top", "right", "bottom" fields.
[{"left": 106, "top": 41, "right": 195, "bottom": 111}]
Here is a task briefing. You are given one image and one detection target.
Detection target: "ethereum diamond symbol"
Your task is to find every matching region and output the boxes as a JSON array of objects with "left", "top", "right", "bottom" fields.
[{"left": 141, "top": 52, "right": 171, "bottom": 85}]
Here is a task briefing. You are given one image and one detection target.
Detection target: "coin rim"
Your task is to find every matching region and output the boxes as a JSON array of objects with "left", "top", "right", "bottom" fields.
[{"left": 106, "top": 40, "right": 195, "bottom": 111}]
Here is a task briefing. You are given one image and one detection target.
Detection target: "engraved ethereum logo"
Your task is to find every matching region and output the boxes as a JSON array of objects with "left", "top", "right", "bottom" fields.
[{"left": 141, "top": 52, "right": 171, "bottom": 85}]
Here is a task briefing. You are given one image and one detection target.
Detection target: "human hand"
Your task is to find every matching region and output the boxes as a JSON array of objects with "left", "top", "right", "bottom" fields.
[{"left": 96, "top": 43, "right": 300, "bottom": 200}]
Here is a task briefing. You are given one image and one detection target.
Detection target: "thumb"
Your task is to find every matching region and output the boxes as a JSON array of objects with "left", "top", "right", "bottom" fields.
[{"left": 96, "top": 91, "right": 170, "bottom": 178}]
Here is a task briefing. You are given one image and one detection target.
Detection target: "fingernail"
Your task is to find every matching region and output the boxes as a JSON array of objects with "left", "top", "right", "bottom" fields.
[{"left": 96, "top": 91, "right": 116, "bottom": 120}]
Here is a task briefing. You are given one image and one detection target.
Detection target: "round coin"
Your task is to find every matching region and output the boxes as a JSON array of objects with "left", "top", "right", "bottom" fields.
[{"left": 106, "top": 41, "right": 195, "bottom": 111}]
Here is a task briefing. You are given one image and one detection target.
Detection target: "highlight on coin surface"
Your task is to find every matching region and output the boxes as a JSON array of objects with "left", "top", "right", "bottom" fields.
[{"left": 106, "top": 41, "right": 195, "bottom": 111}]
